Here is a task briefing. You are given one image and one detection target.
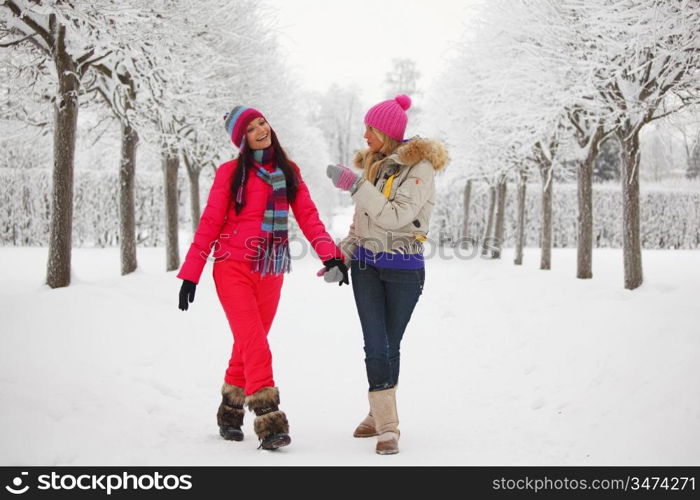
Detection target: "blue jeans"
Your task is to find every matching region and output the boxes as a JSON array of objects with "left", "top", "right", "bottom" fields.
[{"left": 350, "top": 261, "right": 425, "bottom": 391}]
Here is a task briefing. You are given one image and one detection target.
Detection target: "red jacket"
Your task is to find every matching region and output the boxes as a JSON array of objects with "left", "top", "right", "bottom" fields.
[{"left": 177, "top": 159, "right": 342, "bottom": 284}]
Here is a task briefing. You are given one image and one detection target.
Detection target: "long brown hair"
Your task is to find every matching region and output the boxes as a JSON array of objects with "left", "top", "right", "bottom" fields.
[{"left": 230, "top": 129, "right": 299, "bottom": 214}]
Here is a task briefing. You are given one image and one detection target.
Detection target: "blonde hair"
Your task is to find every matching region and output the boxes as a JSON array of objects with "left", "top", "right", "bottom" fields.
[{"left": 362, "top": 127, "right": 403, "bottom": 182}]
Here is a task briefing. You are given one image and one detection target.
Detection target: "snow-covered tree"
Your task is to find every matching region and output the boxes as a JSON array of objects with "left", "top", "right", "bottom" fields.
[
  {"left": 593, "top": 137, "right": 621, "bottom": 182},
  {"left": 84, "top": 5, "right": 168, "bottom": 276},
  {"left": 426, "top": 0, "right": 700, "bottom": 289},
  {"left": 689, "top": 136, "right": 700, "bottom": 179},
  {"left": 385, "top": 58, "right": 422, "bottom": 119},
  {"left": 427, "top": 0, "right": 574, "bottom": 268},
  {"left": 311, "top": 84, "right": 364, "bottom": 168},
  {"left": 579, "top": 0, "right": 700, "bottom": 289},
  {"left": 664, "top": 108, "right": 700, "bottom": 180},
  {"left": 0, "top": 0, "right": 125, "bottom": 288},
  {"left": 0, "top": 41, "right": 52, "bottom": 173}
]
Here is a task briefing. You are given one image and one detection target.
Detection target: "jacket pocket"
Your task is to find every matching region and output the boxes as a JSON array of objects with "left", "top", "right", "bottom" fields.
[
  {"left": 220, "top": 220, "right": 240, "bottom": 241},
  {"left": 382, "top": 267, "right": 425, "bottom": 285},
  {"left": 359, "top": 210, "right": 371, "bottom": 238}
]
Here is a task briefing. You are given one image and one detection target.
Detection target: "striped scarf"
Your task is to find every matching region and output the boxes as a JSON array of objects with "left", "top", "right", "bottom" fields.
[{"left": 250, "top": 148, "right": 291, "bottom": 276}]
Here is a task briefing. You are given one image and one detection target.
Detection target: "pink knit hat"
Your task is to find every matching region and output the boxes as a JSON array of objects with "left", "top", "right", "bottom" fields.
[
  {"left": 364, "top": 94, "right": 411, "bottom": 141},
  {"left": 224, "top": 105, "right": 264, "bottom": 149}
]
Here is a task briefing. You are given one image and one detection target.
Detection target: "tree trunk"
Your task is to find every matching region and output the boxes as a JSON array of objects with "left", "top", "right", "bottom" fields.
[
  {"left": 493, "top": 180, "right": 507, "bottom": 259},
  {"left": 163, "top": 144, "right": 180, "bottom": 272},
  {"left": 514, "top": 175, "right": 527, "bottom": 266},
  {"left": 575, "top": 130, "right": 604, "bottom": 280},
  {"left": 119, "top": 120, "right": 138, "bottom": 275},
  {"left": 46, "top": 25, "right": 78, "bottom": 289},
  {"left": 539, "top": 164, "right": 553, "bottom": 270},
  {"left": 188, "top": 167, "right": 201, "bottom": 234},
  {"left": 460, "top": 179, "right": 472, "bottom": 248},
  {"left": 576, "top": 156, "right": 593, "bottom": 279},
  {"left": 481, "top": 185, "right": 496, "bottom": 257},
  {"left": 617, "top": 128, "right": 643, "bottom": 289},
  {"left": 184, "top": 153, "right": 201, "bottom": 234}
]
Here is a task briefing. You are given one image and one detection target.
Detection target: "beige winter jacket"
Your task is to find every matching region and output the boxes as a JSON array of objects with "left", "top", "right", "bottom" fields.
[{"left": 340, "top": 137, "right": 449, "bottom": 259}]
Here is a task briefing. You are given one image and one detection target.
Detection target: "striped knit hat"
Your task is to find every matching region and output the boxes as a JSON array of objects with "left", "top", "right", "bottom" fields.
[
  {"left": 223, "top": 106, "right": 264, "bottom": 148},
  {"left": 364, "top": 94, "right": 411, "bottom": 142}
]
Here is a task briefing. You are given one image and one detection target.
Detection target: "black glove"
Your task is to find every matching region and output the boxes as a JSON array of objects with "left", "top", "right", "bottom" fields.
[
  {"left": 179, "top": 280, "right": 197, "bottom": 311},
  {"left": 323, "top": 258, "right": 349, "bottom": 286}
]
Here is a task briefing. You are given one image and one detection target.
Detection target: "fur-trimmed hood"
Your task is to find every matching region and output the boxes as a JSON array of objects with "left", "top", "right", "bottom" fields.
[{"left": 353, "top": 136, "right": 449, "bottom": 172}]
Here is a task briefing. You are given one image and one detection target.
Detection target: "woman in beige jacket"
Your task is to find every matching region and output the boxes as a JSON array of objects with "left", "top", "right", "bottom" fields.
[{"left": 326, "top": 94, "right": 448, "bottom": 454}]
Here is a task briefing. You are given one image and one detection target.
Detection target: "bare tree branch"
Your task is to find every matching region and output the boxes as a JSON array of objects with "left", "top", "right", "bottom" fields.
[
  {"left": 0, "top": 32, "right": 36, "bottom": 47},
  {"left": 3, "top": 0, "right": 53, "bottom": 50}
]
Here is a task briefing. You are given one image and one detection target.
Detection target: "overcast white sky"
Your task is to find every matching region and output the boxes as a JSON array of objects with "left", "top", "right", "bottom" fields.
[{"left": 268, "top": 0, "right": 475, "bottom": 108}]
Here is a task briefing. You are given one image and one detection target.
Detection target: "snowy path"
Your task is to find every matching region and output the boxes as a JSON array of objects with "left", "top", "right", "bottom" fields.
[{"left": 1, "top": 244, "right": 698, "bottom": 465}]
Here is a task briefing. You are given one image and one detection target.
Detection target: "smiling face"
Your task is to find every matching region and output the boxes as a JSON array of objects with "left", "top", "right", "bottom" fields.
[
  {"left": 364, "top": 125, "right": 384, "bottom": 153},
  {"left": 245, "top": 117, "right": 272, "bottom": 150}
]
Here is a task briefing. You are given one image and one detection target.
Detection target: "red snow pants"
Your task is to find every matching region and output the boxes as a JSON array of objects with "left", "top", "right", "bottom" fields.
[{"left": 213, "top": 258, "right": 284, "bottom": 396}]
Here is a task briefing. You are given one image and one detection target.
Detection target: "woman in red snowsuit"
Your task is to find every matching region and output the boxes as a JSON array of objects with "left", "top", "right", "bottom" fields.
[{"left": 177, "top": 106, "right": 348, "bottom": 450}]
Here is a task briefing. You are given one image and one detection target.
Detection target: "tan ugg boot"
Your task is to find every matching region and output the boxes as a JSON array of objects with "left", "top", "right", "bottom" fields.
[
  {"left": 353, "top": 413, "right": 378, "bottom": 438},
  {"left": 368, "top": 387, "right": 399, "bottom": 455},
  {"left": 245, "top": 386, "right": 291, "bottom": 450},
  {"left": 217, "top": 383, "right": 245, "bottom": 441}
]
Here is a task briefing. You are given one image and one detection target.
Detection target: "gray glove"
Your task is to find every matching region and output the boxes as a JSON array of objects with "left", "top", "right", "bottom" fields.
[
  {"left": 326, "top": 164, "right": 364, "bottom": 194},
  {"left": 323, "top": 266, "right": 345, "bottom": 283},
  {"left": 316, "top": 258, "right": 350, "bottom": 286}
]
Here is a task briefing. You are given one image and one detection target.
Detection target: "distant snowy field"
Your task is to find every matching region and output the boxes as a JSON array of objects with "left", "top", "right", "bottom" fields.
[{"left": 1, "top": 236, "right": 699, "bottom": 465}]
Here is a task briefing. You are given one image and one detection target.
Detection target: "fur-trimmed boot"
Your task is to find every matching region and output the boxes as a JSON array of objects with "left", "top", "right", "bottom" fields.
[
  {"left": 368, "top": 387, "right": 399, "bottom": 455},
  {"left": 245, "top": 386, "right": 291, "bottom": 450},
  {"left": 353, "top": 413, "right": 378, "bottom": 438},
  {"left": 217, "top": 383, "right": 246, "bottom": 441}
]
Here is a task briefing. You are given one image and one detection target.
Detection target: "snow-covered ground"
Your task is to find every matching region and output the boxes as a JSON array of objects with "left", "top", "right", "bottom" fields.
[{"left": 1, "top": 232, "right": 699, "bottom": 465}]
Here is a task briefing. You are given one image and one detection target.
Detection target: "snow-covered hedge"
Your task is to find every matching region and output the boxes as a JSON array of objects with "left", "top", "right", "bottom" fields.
[
  {"left": 3, "top": 169, "right": 699, "bottom": 249},
  {"left": 431, "top": 181, "right": 700, "bottom": 249},
  {"left": 0, "top": 168, "right": 209, "bottom": 247}
]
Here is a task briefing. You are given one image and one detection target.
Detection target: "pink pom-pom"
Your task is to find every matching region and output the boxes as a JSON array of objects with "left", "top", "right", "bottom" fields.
[{"left": 395, "top": 94, "right": 411, "bottom": 110}]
